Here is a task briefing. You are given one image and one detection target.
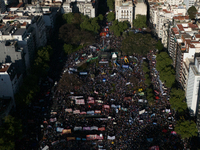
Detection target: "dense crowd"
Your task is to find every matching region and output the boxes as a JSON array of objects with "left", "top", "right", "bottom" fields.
[{"left": 38, "top": 28, "right": 183, "bottom": 150}]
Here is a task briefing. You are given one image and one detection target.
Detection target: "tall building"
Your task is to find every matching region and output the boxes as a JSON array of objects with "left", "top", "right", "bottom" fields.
[
  {"left": 115, "top": 0, "right": 134, "bottom": 26},
  {"left": 186, "top": 54, "right": 200, "bottom": 116}
]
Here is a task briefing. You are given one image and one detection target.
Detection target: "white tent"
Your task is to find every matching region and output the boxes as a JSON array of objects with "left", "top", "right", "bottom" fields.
[{"left": 112, "top": 53, "right": 117, "bottom": 59}]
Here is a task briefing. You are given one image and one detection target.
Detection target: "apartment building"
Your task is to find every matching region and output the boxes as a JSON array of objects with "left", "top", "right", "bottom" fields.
[
  {"left": 115, "top": 0, "right": 134, "bottom": 26},
  {"left": 168, "top": 16, "right": 200, "bottom": 91},
  {"left": 62, "top": 0, "right": 98, "bottom": 18},
  {"left": 149, "top": 3, "right": 186, "bottom": 48},
  {"left": 0, "top": 63, "right": 21, "bottom": 120},
  {"left": 186, "top": 55, "right": 200, "bottom": 116}
]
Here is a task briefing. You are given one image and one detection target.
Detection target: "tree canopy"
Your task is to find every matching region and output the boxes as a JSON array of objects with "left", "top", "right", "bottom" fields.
[
  {"left": 0, "top": 115, "right": 22, "bottom": 150},
  {"left": 107, "top": 12, "right": 115, "bottom": 22},
  {"left": 109, "top": 20, "right": 129, "bottom": 37},
  {"left": 169, "top": 88, "right": 187, "bottom": 113},
  {"left": 133, "top": 15, "right": 147, "bottom": 28},
  {"left": 121, "top": 32, "right": 156, "bottom": 55},
  {"left": 156, "top": 40, "right": 164, "bottom": 51},
  {"left": 60, "top": 13, "right": 99, "bottom": 45},
  {"left": 156, "top": 52, "right": 175, "bottom": 88},
  {"left": 80, "top": 17, "right": 100, "bottom": 33},
  {"left": 187, "top": 6, "right": 197, "bottom": 20},
  {"left": 175, "top": 120, "right": 197, "bottom": 139},
  {"left": 107, "top": 0, "right": 115, "bottom": 10}
]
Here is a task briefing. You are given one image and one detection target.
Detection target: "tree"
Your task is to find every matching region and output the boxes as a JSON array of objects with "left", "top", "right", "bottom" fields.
[
  {"left": 187, "top": 6, "right": 197, "bottom": 20},
  {"left": 156, "top": 52, "right": 175, "bottom": 88},
  {"left": 0, "top": 115, "right": 22, "bottom": 150},
  {"left": 98, "top": 14, "right": 104, "bottom": 21},
  {"left": 109, "top": 20, "right": 129, "bottom": 37},
  {"left": 63, "top": 44, "right": 73, "bottom": 55},
  {"left": 156, "top": 40, "right": 164, "bottom": 51},
  {"left": 175, "top": 120, "right": 197, "bottom": 139},
  {"left": 107, "top": 12, "right": 115, "bottom": 22},
  {"left": 121, "top": 33, "right": 157, "bottom": 55},
  {"left": 107, "top": 0, "right": 115, "bottom": 10},
  {"left": 169, "top": 88, "right": 187, "bottom": 113},
  {"left": 133, "top": 15, "right": 147, "bottom": 28},
  {"left": 62, "top": 13, "right": 74, "bottom": 24}
]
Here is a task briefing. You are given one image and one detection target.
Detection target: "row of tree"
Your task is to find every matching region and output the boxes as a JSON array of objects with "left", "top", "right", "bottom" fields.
[
  {"left": 15, "top": 45, "right": 53, "bottom": 107},
  {"left": 155, "top": 46, "right": 197, "bottom": 139},
  {"left": 142, "top": 61, "right": 155, "bottom": 105}
]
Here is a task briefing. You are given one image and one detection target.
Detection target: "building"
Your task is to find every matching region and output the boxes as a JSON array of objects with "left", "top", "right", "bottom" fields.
[
  {"left": 149, "top": 3, "right": 186, "bottom": 47},
  {"left": 186, "top": 54, "right": 200, "bottom": 116},
  {"left": 184, "top": 0, "right": 195, "bottom": 10},
  {"left": 167, "top": 16, "right": 200, "bottom": 91},
  {"left": 115, "top": 0, "right": 134, "bottom": 26},
  {"left": 134, "top": 0, "right": 147, "bottom": 19},
  {"left": 62, "top": 0, "right": 98, "bottom": 18},
  {"left": 0, "top": 63, "right": 23, "bottom": 120}
]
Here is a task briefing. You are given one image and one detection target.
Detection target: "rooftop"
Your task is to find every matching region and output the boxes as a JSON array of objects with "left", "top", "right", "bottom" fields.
[{"left": 0, "top": 63, "right": 11, "bottom": 72}]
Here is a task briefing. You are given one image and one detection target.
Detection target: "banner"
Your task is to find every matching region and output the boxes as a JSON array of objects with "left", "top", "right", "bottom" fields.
[
  {"left": 88, "top": 97, "right": 94, "bottom": 100},
  {"left": 91, "top": 126, "right": 98, "bottom": 130},
  {"left": 88, "top": 100, "right": 95, "bottom": 104},
  {"left": 104, "top": 105, "right": 110, "bottom": 109},
  {"left": 122, "top": 65, "right": 129, "bottom": 68},
  {"left": 95, "top": 110, "right": 101, "bottom": 114},
  {"left": 87, "top": 111, "right": 94, "bottom": 115},
  {"left": 83, "top": 127, "right": 91, "bottom": 130},
  {"left": 51, "top": 140, "right": 59, "bottom": 145},
  {"left": 73, "top": 110, "right": 80, "bottom": 114},
  {"left": 65, "top": 108, "right": 72, "bottom": 112},
  {"left": 74, "top": 126, "right": 82, "bottom": 131},
  {"left": 107, "top": 136, "right": 115, "bottom": 140},
  {"left": 139, "top": 109, "right": 145, "bottom": 114},
  {"left": 50, "top": 118, "right": 57, "bottom": 122},
  {"left": 80, "top": 111, "right": 87, "bottom": 115},
  {"left": 56, "top": 127, "right": 64, "bottom": 132},
  {"left": 75, "top": 99, "right": 85, "bottom": 105},
  {"left": 76, "top": 137, "right": 81, "bottom": 140},
  {"left": 86, "top": 135, "right": 96, "bottom": 140},
  {"left": 62, "top": 129, "right": 71, "bottom": 135},
  {"left": 50, "top": 112, "right": 57, "bottom": 115},
  {"left": 67, "top": 137, "right": 75, "bottom": 141},
  {"left": 79, "top": 72, "right": 88, "bottom": 75},
  {"left": 98, "top": 127, "right": 105, "bottom": 131}
]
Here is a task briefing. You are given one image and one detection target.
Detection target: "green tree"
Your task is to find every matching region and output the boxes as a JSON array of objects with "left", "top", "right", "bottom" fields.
[
  {"left": 109, "top": 20, "right": 129, "bottom": 37},
  {"left": 156, "top": 40, "right": 164, "bottom": 51},
  {"left": 169, "top": 88, "right": 187, "bottom": 113},
  {"left": 121, "top": 33, "right": 156, "bottom": 55},
  {"left": 63, "top": 12, "right": 74, "bottom": 24},
  {"left": 63, "top": 44, "right": 73, "bottom": 55},
  {"left": 98, "top": 14, "right": 104, "bottom": 21},
  {"left": 107, "top": 12, "right": 115, "bottom": 22},
  {"left": 175, "top": 120, "right": 197, "bottom": 139},
  {"left": 133, "top": 15, "right": 147, "bottom": 28},
  {"left": 0, "top": 115, "right": 22, "bottom": 150},
  {"left": 156, "top": 52, "right": 175, "bottom": 88},
  {"left": 187, "top": 6, "right": 197, "bottom": 20},
  {"left": 107, "top": 0, "right": 115, "bottom": 10}
]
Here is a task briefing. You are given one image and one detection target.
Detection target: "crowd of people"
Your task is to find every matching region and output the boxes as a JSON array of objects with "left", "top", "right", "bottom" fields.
[{"left": 38, "top": 27, "right": 184, "bottom": 150}]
